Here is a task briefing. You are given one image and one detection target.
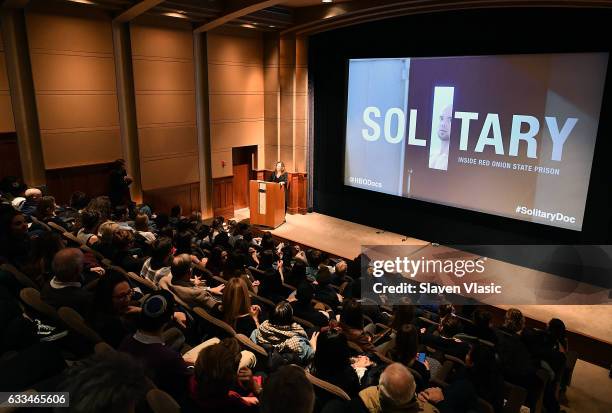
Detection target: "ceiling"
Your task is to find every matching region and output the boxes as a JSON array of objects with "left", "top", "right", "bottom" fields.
[{"left": 6, "top": 0, "right": 612, "bottom": 36}]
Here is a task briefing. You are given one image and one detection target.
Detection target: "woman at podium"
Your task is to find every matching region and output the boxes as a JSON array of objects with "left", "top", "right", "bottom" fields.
[{"left": 270, "top": 161, "right": 288, "bottom": 212}]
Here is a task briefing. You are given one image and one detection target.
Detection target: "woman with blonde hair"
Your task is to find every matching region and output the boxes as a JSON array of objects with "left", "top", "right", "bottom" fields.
[
  {"left": 222, "top": 277, "right": 260, "bottom": 336},
  {"left": 93, "top": 221, "right": 119, "bottom": 258}
]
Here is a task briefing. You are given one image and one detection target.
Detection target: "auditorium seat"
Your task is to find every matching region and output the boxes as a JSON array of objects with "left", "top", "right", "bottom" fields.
[
  {"left": 58, "top": 306, "right": 102, "bottom": 345},
  {"left": 193, "top": 307, "right": 236, "bottom": 339},
  {"left": 20, "top": 287, "right": 60, "bottom": 324}
]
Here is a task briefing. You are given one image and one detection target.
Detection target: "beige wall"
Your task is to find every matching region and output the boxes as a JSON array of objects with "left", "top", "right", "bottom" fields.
[
  {"left": 208, "top": 27, "right": 264, "bottom": 178},
  {"left": 130, "top": 24, "right": 199, "bottom": 191},
  {"left": 0, "top": 30, "right": 15, "bottom": 133},
  {"left": 26, "top": 11, "right": 122, "bottom": 169}
]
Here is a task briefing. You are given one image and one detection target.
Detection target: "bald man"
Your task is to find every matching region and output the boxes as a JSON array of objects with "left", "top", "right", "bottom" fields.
[
  {"left": 20, "top": 188, "right": 43, "bottom": 217},
  {"left": 359, "top": 363, "right": 439, "bottom": 413},
  {"left": 41, "top": 248, "right": 94, "bottom": 317},
  {"left": 429, "top": 105, "right": 453, "bottom": 171}
]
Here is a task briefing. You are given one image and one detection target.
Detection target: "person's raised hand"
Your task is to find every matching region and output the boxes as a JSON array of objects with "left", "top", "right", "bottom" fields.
[{"left": 210, "top": 284, "right": 225, "bottom": 295}]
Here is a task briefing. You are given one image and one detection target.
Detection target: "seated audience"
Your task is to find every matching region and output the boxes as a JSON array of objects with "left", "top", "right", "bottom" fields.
[
  {"left": 119, "top": 291, "right": 190, "bottom": 400},
  {"left": 386, "top": 324, "right": 430, "bottom": 392},
  {"left": 284, "top": 260, "right": 307, "bottom": 287},
  {"left": 35, "top": 195, "right": 69, "bottom": 229},
  {"left": 91, "top": 270, "right": 140, "bottom": 348},
  {"left": 420, "top": 316, "right": 470, "bottom": 360},
  {"left": 313, "top": 266, "right": 341, "bottom": 309},
  {"left": 20, "top": 188, "right": 42, "bottom": 217},
  {"left": 256, "top": 249, "right": 285, "bottom": 302},
  {"left": 140, "top": 237, "right": 173, "bottom": 284},
  {"left": 41, "top": 248, "right": 94, "bottom": 317},
  {"left": 360, "top": 363, "right": 438, "bottom": 413},
  {"left": 290, "top": 282, "right": 331, "bottom": 327},
  {"left": 57, "top": 351, "right": 149, "bottom": 413},
  {"left": 465, "top": 307, "right": 498, "bottom": 344},
  {"left": 312, "top": 329, "right": 361, "bottom": 398},
  {"left": 251, "top": 301, "right": 315, "bottom": 364},
  {"left": 188, "top": 337, "right": 260, "bottom": 413},
  {"left": 329, "top": 298, "right": 376, "bottom": 353},
  {"left": 76, "top": 210, "right": 100, "bottom": 246},
  {"left": 167, "top": 253, "right": 224, "bottom": 310},
  {"left": 260, "top": 365, "right": 314, "bottom": 413},
  {"left": 0, "top": 208, "right": 31, "bottom": 266},
  {"left": 222, "top": 277, "right": 261, "bottom": 336},
  {"left": 111, "top": 229, "right": 145, "bottom": 273},
  {"left": 419, "top": 344, "right": 504, "bottom": 413},
  {"left": 21, "top": 231, "right": 65, "bottom": 288},
  {"left": 134, "top": 213, "right": 156, "bottom": 243},
  {"left": 174, "top": 230, "right": 208, "bottom": 272},
  {"left": 93, "top": 220, "right": 119, "bottom": 259}
]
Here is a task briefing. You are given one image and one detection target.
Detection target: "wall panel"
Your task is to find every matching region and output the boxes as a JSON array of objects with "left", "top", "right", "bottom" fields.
[
  {"left": 130, "top": 24, "right": 199, "bottom": 195},
  {"left": 207, "top": 27, "right": 264, "bottom": 182},
  {"left": 27, "top": 11, "right": 121, "bottom": 169},
  {"left": 0, "top": 31, "right": 16, "bottom": 133}
]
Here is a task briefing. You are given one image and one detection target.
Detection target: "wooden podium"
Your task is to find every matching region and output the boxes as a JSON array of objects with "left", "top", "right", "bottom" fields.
[{"left": 249, "top": 180, "right": 285, "bottom": 228}]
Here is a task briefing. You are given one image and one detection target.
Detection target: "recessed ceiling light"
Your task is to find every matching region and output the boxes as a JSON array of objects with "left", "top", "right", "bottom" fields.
[
  {"left": 67, "top": 0, "right": 96, "bottom": 4},
  {"left": 269, "top": 25, "right": 276, "bottom": 28},
  {"left": 163, "top": 12, "right": 189, "bottom": 19},
  {"left": 241, "top": 23, "right": 256, "bottom": 29},
  {"left": 322, "top": 0, "right": 333, "bottom": 3}
]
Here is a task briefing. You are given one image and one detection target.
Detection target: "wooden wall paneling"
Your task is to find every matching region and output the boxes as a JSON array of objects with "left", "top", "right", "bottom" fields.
[
  {"left": 131, "top": 24, "right": 200, "bottom": 203},
  {"left": 287, "top": 172, "right": 307, "bottom": 215},
  {"left": 26, "top": 11, "right": 122, "bottom": 169},
  {"left": 232, "top": 164, "right": 249, "bottom": 209},
  {"left": 142, "top": 182, "right": 200, "bottom": 217},
  {"left": 45, "top": 162, "right": 113, "bottom": 205},
  {"left": 0, "top": 132, "right": 22, "bottom": 179},
  {"left": 0, "top": 31, "right": 16, "bottom": 133},
  {"left": 212, "top": 176, "right": 234, "bottom": 218}
]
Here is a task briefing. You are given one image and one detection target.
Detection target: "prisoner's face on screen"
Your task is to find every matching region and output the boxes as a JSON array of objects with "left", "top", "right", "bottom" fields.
[{"left": 437, "top": 105, "right": 453, "bottom": 141}]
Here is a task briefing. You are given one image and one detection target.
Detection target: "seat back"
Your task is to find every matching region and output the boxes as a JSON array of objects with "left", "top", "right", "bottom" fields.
[
  {"left": 477, "top": 397, "right": 495, "bottom": 413},
  {"left": 193, "top": 307, "right": 236, "bottom": 338},
  {"left": 2, "top": 264, "right": 39, "bottom": 289},
  {"left": 58, "top": 306, "right": 103, "bottom": 344},
  {"left": 250, "top": 293, "right": 277, "bottom": 312},
  {"left": 146, "top": 388, "right": 180, "bottom": 413},
  {"left": 19, "top": 287, "right": 59, "bottom": 322},
  {"left": 125, "top": 271, "right": 158, "bottom": 293},
  {"left": 293, "top": 315, "right": 315, "bottom": 331},
  {"left": 30, "top": 216, "right": 51, "bottom": 232},
  {"left": 306, "top": 371, "right": 351, "bottom": 401},
  {"left": 503, "top": 381, "right": 527, "bottom": 413},
  {"left": 46, "top": 221, "right": 66, "bottom": 234},
  {"left": 62, "top": 231, "right": 82, "bottom": 247},
  {"left": 235, "top": 333, "right": 268, "bottom": 358}
]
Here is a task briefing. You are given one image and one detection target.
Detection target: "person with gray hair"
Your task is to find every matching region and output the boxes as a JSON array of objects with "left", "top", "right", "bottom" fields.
[
  {"left": 41, "top": 248, "right": 94, "bottom": 317},
  {"left": 359, "top": 363, "right": 439, "bottom": 413}
]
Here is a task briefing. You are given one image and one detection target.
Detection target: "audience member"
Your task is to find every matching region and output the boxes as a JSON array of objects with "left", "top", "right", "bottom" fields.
[
  {"left": 140, "top": 237, "right": 173, "bottom": 283},
  {"left": 76, "top": 210, "right": 100, "bottom": 246},
  {"left": 167, "top": 253, "right": 224, "bottom": 310},
  {"left": 251, "top": 301, "right": 315, "bottom": 364},
  {"left": 188, "top": 337, "right": 260, "bottom": 412},
  {"left": 119, "top": 291, "right": 190, "bottom": 399},
  {"left": 312, "top": 329, "right": 360, "bottom": 398},
  {"left": 57, "top": 351, "right": 149, "bottom": 413},
  {"left": 41, "top": 248, "right": 94, "bottom": 317},
  {"left": 360, "top": 363, "right": 438, "bottom": 413},
  {"left": 290, "top": 282, "right": 331, "bottom": 327},
  {"left": 222, "top": 277, "right": 260, "bottom": 336},
  {"left": 260, "top": 365, "right": 314, "bottom": 413}
]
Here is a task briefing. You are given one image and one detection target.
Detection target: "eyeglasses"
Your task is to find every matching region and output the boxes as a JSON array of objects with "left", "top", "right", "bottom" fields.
[{"left": 113, "top": 288, "right": 134, "bottom": 300}]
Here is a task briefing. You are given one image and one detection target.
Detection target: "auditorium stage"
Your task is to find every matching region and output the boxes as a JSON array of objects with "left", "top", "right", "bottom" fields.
[{"left": 234, "top": 208, "right": 612, "bottom": 354}]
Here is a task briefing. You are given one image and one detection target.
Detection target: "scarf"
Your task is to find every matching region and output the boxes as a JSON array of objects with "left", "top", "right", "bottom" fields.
[{"left": 254, "top": 321, "right": 307, "bottom": 353}]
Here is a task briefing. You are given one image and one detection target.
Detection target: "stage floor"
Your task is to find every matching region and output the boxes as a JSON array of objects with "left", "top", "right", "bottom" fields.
[{"left": 235, "top": 208, "right": 612, "bottom": 347}]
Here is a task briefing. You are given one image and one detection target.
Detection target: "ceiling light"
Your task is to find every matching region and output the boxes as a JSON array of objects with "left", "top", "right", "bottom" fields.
[
  {"left": 322, "top": 0, "right": 333, "bottom": 3},
  {"left": 67, "top": 0, "right": 96, "bottom": 4},
  {"left": 241, "top": 23, "right": 256, "bottom": 29},
  {"left": 163, "top": 12, "right": 189, "bottom": 19},
  {"left": 269, "top": 25, "right": 276, "bottom": 28}
]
